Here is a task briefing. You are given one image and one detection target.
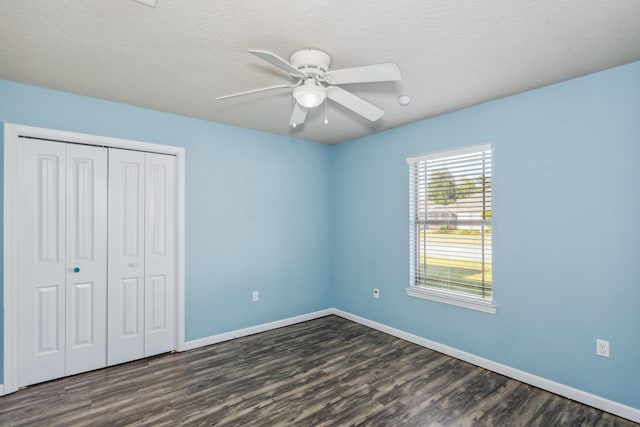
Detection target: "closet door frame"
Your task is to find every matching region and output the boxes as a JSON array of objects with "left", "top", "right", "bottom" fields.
[{"left": 3, "top": 123, "right": 186, "bottom": 395}]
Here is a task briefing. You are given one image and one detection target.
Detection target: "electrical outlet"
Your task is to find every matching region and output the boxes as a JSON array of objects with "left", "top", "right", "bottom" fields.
[
  {"left": 252, "top": 291, "right": 259, "bottom": 302},
  {"left": 373, "top": 288, "right": 380, "bottom": 299},
  {"left": 596, "top": 339, "right": 610, "bottom": 357}
]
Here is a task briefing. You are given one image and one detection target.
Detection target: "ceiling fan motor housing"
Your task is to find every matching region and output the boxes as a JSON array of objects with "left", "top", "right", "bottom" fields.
[{"left": 290, "top": 48, "right": 331, "bottom": 76}]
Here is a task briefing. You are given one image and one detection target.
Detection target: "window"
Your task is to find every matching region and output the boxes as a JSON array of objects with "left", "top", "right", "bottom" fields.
[{"left": 407, "top": 144, "right": 495, "bottom": 314}]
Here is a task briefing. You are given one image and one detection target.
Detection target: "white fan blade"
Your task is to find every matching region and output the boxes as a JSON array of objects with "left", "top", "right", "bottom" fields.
[
  {"left": 324, "top": 63, "right": 401, "bottom": 85},
  {"left": 327, "top": 87, "right": 384, "bottom": 121},
  {"left": 249, "top": 49, "right": 305, "bottom": 78},
  {"left": 134, "top": 0, "right": 157, "bottom": 6},
  {"left": 216, "top": 84, "right": 294, "bottom": 100},
  {"left": 289, "top": 103, "right": 308, "bottom": 127}
]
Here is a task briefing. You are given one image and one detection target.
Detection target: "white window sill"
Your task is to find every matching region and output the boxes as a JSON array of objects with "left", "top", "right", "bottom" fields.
[{"left": 406, "top": 286, "right": 497, "bottom": 314}]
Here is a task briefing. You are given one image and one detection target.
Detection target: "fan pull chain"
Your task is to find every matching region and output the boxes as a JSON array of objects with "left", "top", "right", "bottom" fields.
[
  {"left": 324, "top": 98, "right": 329, "bottom": 124},
  {"left": 292, "top": 99, "right": 298, "bottom": 127}
]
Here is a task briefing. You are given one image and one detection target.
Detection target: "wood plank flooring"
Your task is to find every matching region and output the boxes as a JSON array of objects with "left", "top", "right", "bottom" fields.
[{"left": 0, "top": 315, "right": 636, "bottom": 426}]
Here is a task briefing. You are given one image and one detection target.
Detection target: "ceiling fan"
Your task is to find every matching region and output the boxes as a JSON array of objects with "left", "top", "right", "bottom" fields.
[{"left": 217, "top": 48, "right": 402, "bottom": 127}]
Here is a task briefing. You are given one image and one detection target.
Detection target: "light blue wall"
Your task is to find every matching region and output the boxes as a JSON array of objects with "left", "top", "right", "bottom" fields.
[
  {"left": 331, "top": 61, "right": 640, "bottom": 409},
  {"left": 0, "top": 80, "right": 333, "bottom": 382}
]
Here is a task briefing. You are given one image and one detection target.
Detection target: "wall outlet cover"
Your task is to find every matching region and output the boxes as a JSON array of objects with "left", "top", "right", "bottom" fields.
[{"left": 596, "top": 339, "right": 610, "bottom": 357}]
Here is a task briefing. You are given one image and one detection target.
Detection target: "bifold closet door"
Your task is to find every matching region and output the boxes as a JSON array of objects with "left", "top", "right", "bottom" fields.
[
  {"left": 108, "top": 149, "right": 176, "bottom": 365},
  {"left": 65, "top": 143, "right": 108, "bottom": 375},
  {"left": 18, "top": 140, "right": 107, "bottom": 386},
  {"left": 144, "top": 152, "right": 176, "bottom": 357},
  {"left": 108, "top": 149, "right": 145, "bottom": 365}
]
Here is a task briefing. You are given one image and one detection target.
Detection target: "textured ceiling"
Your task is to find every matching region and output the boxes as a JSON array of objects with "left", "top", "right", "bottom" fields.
[{"left": 1, "top": 1, "right": 639, "bottom": 144}]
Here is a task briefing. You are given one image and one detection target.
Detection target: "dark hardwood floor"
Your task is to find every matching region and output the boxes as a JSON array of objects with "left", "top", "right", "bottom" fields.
[{"left": 0, "top": 315, "right": 636, "bottom": 426}]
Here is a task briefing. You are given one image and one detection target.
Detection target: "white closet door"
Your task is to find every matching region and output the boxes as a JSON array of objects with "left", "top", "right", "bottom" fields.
[
  {"left": 108, "top": 149, "right": 146, "bottom": 365},
  {"left": 16, "top": 136, "right": 177, "bottom": 386},
  {"left": 18, "top": 139, "right": 67, "bottom": 386},
  {"left": 65, "top": 143, "right": 108, "bottom": 375},
  {"left": 144, "top": 153, "right": 176, "bottom": 356}
]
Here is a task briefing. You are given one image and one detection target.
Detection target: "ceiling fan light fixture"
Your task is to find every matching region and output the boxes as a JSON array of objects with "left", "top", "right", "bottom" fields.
[{"left": 294, "top": 79, "right": 326, "bottom": 109}]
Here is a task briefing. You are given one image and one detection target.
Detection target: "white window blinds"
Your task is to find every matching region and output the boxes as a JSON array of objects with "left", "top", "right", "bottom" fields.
[{"left": 408, "top": 144, "right": 492, "bottom": 300}]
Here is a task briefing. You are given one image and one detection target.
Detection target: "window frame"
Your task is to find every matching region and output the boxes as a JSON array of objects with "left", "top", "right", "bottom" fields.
[{"left": 406, "top": 144, "right": 496, "bottom": 314}]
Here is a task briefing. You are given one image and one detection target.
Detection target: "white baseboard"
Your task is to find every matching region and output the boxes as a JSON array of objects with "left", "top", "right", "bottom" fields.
[
  {"left": 181, "top": 309, "right": 334, "bottom": 351},
  {"left": 331, "top": 308, "right": 640, "bottom": 424}
]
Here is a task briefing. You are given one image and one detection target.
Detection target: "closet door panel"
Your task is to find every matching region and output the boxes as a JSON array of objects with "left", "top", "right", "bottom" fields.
[
  {"left": 65, "top": 144, "right": 108, "bottom": 375},
  {"left": 18, "top": 140, "right": 67, "bottom": 386},
  {"left": 144, "top": 153, "right": 176, "bottom": 356},
  {"left": 108, "top": 149, "right": 146, "bottom": 365}
]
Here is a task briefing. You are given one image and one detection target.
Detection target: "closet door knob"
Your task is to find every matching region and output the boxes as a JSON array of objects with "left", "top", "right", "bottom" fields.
[
  {"left": 73, "top": 267, "right": 80, "bottom": 273},
  {"left": 129, "top": 262, "right": 139, "bottom": 268}
]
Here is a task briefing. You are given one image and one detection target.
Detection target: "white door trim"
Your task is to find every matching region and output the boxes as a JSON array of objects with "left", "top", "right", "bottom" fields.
[{"left": 3, "top": 123, "right": 186, "bottom": 395}]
